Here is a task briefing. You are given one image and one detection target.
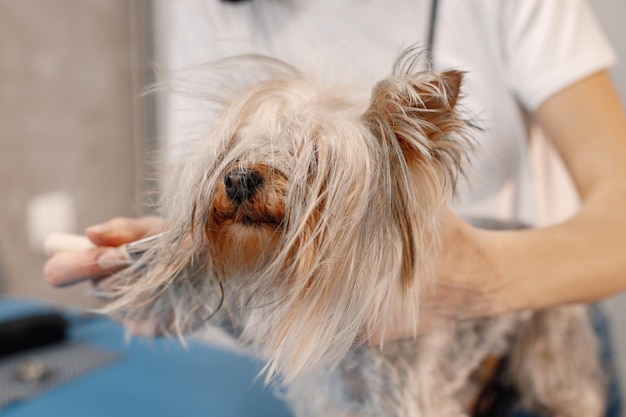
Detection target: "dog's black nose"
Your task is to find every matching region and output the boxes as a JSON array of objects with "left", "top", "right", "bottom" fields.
[{"left": 224, "top": 169, "right": 263, "bottom": 204}]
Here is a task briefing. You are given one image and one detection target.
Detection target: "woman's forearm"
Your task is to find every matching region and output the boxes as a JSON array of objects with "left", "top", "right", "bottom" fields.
[{"left": 487, "top": 181, "right": 626, "bottom": 314}]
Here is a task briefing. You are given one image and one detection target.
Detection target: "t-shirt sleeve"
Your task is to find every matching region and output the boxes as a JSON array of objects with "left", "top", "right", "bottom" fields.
[{"left": 501, "top": 0, "right": 617, "bottom": 111}]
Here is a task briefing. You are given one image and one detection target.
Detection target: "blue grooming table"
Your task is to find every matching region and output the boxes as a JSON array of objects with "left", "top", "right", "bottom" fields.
[{"left": 0, "top": 297, "right": 293, "bottom": 417}]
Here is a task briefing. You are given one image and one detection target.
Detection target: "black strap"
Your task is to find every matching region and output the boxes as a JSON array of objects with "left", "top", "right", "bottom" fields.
[{"left": 427, "top": 0, "right": 439, "bottom": 66}]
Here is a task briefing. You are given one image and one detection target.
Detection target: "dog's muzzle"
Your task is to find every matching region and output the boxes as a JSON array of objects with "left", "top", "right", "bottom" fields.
[{"left": 224, "top": 168, "right": 263, "bottom": 205}]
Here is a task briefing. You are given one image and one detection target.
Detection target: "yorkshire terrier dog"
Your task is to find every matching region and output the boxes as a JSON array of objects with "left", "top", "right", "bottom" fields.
[{"left": 103, "top": 48, "right": 605, "bottom": 416}]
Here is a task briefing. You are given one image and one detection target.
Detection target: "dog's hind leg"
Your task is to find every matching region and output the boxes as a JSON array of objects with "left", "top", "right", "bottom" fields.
[{"left": 509, "top": 306, "right": 606, "bottom": 417}]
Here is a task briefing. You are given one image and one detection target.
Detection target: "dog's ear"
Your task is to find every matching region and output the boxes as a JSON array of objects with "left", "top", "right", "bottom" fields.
[
  {"left": 361, "top": 70, "right": 469, "bottom": 290},
  {"left": 363, "top": 70, "right": 464, "bottom": 157},
  {"left": 363, "top": 69, "right": 471, "bottom": 194},
  {"left": 396, "top": 69, "right": 462, "bottom": 112},
  {"left": 420, "top": 69, "right": 462, "bottom": 111}
]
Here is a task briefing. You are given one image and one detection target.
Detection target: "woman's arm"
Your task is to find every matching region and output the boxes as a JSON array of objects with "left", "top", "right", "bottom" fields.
[
  {"left": 484, "top": 70, "right": 626, "bottom": 313},
  {"left": 390, "top": 70, "right": 626, "bottom": 339}
]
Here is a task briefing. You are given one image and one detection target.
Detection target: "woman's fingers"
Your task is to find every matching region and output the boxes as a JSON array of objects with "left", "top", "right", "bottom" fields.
[
  {"left": 43, "top": 246, "right": 128, "bottom": 287},
  {"left": 44, "top": 216, "right": 162, "bottom": 287},
  {"left": 43, "top": 216, "right": 166, "bottom": 332},
  {"left": 85, "top": 216, "right": 163, "bottom": 247}
]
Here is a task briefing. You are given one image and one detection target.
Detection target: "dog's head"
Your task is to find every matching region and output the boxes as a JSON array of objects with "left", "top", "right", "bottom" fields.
[{"left": 105, "top": 49, "right": 472, "bottom": 381}]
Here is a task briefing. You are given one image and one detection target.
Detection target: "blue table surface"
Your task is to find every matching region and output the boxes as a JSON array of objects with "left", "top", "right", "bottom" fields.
[{"left": 0, "top": 297, "right": 293, "bottom": 417}]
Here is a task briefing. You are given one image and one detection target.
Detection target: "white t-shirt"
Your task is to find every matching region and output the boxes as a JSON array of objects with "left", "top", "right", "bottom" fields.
[{"left": 160, "top": 0, "right": 616, "bottom": 225}]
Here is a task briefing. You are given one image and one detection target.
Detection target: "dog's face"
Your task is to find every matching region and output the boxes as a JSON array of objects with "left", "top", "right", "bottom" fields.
[
  {"left": 105, "top": 51, "right": 471, "bottom": 380},
  {"left": 206, "top": 80, "right": 381, "bottom": 280}
]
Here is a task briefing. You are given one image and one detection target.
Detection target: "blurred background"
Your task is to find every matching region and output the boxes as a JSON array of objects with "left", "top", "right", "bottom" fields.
[
  {"left": 0, "top": 0, "right": 625, "bottom": 407},
  {"left": 0, "top": 1, "right": 157, "bottom": 307}
]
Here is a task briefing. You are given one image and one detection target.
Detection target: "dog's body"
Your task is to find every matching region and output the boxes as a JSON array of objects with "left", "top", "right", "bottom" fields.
[{"left": 105, "top": 49, "right": 605, "bottom": 416}]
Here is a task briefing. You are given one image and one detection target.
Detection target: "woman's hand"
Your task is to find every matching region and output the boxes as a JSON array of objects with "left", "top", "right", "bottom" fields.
[
  {"left": 44, "top": 216, "right": 163, "bottom": 287},
  {"left": 378, "top": 71, "right": 626, "bottom": 344},
  {"left": 417, "top": 211, "right": 507, "bottom": 329},
  {"left": 372, "top": 210, "right": 510, "bottom": 344}
]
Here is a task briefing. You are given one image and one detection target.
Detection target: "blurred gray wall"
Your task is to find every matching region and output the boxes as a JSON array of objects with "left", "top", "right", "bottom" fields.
[
  {"left": 0, "top": 1, "right": 151, "bottom": 308},
  {"left": 593, "top": 0, "right": 626, "bottom": 99}
]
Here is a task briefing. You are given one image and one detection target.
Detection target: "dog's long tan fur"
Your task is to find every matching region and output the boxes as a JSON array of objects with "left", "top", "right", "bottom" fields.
[{"left": 101, "top": 48, "right": 605, "bottom": 416}]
